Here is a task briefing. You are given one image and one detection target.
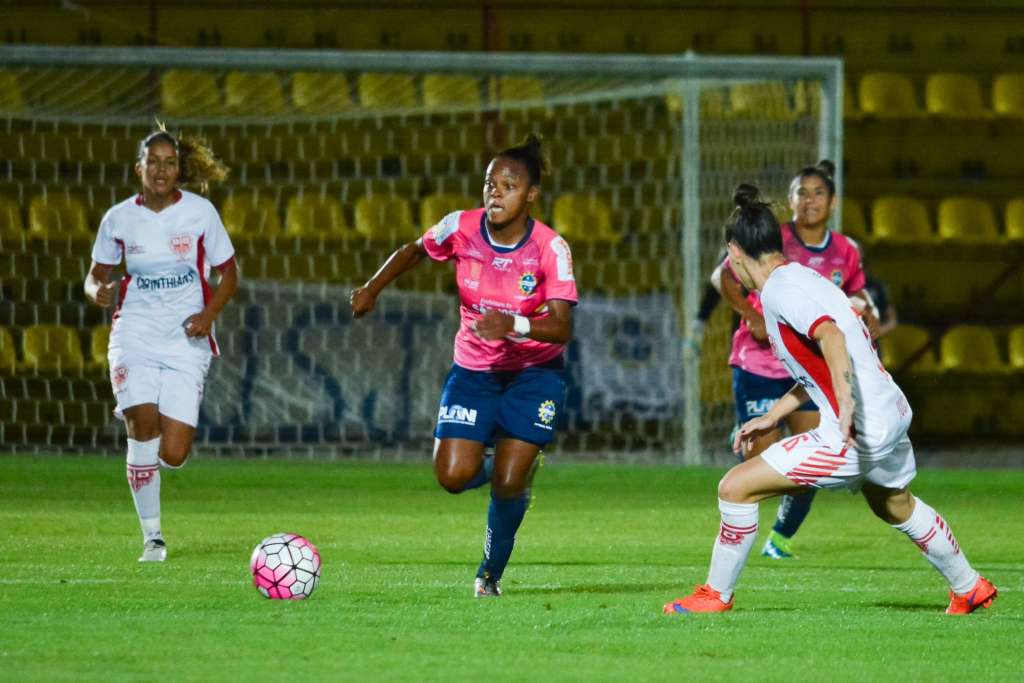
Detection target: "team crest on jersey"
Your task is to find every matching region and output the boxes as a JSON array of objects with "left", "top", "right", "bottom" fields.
[
  {"left": 111, "top": 365, "right": 128, "bottom": 393},
  {"left": 830, "top": 269, "right": 843, "bottom": 286},
  {"left": 518, "top": 272, "right": 537, "bottom": 295},
  {"left": 169, "top": 234, "right": 193, "bottom": 260},
  {"left": 537, "top": 400, "right": 556, "bottom": 425}
]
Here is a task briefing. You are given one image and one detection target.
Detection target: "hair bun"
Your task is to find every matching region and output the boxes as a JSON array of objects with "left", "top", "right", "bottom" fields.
[
  {"left": 733, "top": 183, "right": 761, "bottom": 209},
  {"left": 816, "top": 159, "right": 836, "bottom": 178}
]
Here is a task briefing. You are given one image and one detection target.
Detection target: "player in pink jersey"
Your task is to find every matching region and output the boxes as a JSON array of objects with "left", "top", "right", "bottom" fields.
[
  {"left": 351, "top": 135, "right": 577, "bottom": 597},
  {"left": 665, "top": 185, "right": 996, "bottom": 616},
  {"left": 715, "top": 160, "right": 880, "bottom": 560},
  {"left": 85, "top": 127, "right": 238, "bottom": 562}
]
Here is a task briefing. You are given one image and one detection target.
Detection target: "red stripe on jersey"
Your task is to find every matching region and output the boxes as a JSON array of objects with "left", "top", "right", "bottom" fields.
[
  {"left": 196, "top": 235, "right": 219, "bottom": 356},
  {"left": 808, "top": 315, "right": 834, "bottom": 338},
  {"left": 779, "top": 321, "right": 838, "bottom": 417},
  {"left": 112, "top": 239, "right": 130, "bottom": 325}
]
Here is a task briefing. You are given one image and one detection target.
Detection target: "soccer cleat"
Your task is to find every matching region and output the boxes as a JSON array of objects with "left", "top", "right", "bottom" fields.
[
  {"left": 474, "top": 574, "right": 502, "bottom": 598},
  {"left": 139, "top": 538, "right": 167, "bottom": 562},
  {"left": 761, "top": 530, "right": 794, "bottom": 560},
  {"left": 663, "top": 584, "right": 733, "bottom": 614},
  {"left": 946, "top": 576, "right": 997, "bottom": 615}
]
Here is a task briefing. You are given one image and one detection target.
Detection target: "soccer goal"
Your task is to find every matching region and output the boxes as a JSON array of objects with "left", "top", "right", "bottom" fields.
[{"left": 0, "top": 45, "right": 841, "bottom": 463}]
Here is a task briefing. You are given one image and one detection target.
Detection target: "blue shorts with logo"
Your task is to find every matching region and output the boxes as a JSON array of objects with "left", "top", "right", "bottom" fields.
[
  {"left": 435, "top": 360, "right": 567, "bottom": 448},
  {"left": 732, "top": 366, "right": 817, "bottom": 425}
]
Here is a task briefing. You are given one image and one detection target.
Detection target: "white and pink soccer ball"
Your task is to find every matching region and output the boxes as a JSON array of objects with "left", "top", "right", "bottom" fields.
[{"left": 250, "top": 533, "right": 321, "bottom": 600}]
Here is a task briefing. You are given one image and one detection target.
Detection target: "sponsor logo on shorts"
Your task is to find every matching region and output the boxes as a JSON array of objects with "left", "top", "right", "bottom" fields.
[
  {"left": 518, "top": 272, "right": 537, "bottom": 295},
  {"left": 745, "top": 398, "right": 778, "bottom": 417},
  {"left": 533, "top": 399, "right": 556, "bottom": 430},
  {"left": 438, "top": 404, "right": 478, "bottom": 426},
  {"left": 169, "top": 233, "right": 193, "bottom": 260},
  {"left": 136, "top": 271, "right": 196, "bottom": 291},
  {"left": 111, "top": 365, "right": 128, "bottom": 393}
]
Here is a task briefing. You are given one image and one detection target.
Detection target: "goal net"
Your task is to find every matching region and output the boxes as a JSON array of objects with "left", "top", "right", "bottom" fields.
[{"left": 0, "top": 46, "right": 841, "bottom": 463}]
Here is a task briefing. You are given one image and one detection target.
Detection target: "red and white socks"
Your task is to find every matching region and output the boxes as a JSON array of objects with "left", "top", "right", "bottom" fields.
[
  {"left": 126, "top": 437, "right": 162, "bottom": 542},
  {"left": 706, "top": 499, "right": 760, "bottom": 602},
  {"left": 893, "top": 496, "right": 979, "bottom": 595}
]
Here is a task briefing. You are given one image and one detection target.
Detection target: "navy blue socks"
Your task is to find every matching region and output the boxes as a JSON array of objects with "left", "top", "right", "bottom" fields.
[
  {"left": 477, "top": 491, "right": 529, "bottom": 581},
  {"left": 772, "top": 490, "right": 817, "bottom": 538}
]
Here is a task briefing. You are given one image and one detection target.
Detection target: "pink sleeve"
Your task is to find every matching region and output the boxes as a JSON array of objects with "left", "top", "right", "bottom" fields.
[
  {"left": 542, "top": 235, "right": 578, "bottom": 303},
  {"left": 420, "top": 211, "right": 460, "bottom": 262},
  {"left": 843, "top": 242, "right": 866, "bottom": 294},
  {"left": 722, "top": 257, "right": 740, "bottom": 283}
]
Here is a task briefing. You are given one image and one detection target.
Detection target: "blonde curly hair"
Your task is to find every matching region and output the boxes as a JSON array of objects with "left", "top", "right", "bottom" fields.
[{"left": 138, "top": 120, "right": 230, "bottom": 194}]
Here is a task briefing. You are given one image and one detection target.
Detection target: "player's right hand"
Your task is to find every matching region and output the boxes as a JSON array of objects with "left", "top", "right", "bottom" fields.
[
  {"left": 349, "top": 286, "right": 376, "bottom": 318},
  {"left": 733, "top": 415, "right": 777, "bottom": 456},
  {"left": 745, "top": 311, "right": 768, "bottom": 342},
  {"left": 93, "top": 279, "right": 120, "bottom": 308}
]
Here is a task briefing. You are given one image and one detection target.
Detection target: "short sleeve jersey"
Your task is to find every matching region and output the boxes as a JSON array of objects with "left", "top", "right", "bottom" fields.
[
  {"left": 91, "top": 190, "right": 235, "bottom": 356},
  {"left": 421, "top": 208, "right": 578, "bottom": 372},
  {"left": 761, "top": 263, "right": 910, "bottom": 453},
  {"left": 727, "top": 223, "right": 867, "bottom": 379}
]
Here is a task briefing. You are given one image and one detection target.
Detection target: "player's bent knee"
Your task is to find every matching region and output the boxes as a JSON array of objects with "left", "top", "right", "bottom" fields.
[
  {"left": 159, "top": 448, "right": 190, "bottom": 469},
  {"left": 491, "top": 476, "right": 526, "bottom": 500},
  {"left": 436, "top": 468, "right": 473, "bottom": 494},
  {"left": 717, "top": 471, "right": 747, "bottom": 504}
]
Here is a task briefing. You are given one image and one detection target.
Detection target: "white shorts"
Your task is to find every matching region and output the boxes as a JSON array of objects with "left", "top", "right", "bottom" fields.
[
  {"left": 109, "top": 355, "right": 210, "bottom": 428},
  {"left": 760, "top": 428, "right": 917, "bottom": 491}
]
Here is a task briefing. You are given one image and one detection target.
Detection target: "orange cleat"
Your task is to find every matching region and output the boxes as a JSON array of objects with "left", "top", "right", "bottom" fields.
[
  {"left": 946, "top": 576, "right": 997, "bottom": 615},
  {"left": 663, "top": 584, "right": 734, "bottom": 614}
]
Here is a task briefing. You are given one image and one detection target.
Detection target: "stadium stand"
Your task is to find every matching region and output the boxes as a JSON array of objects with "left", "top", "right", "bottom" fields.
[
  {"left": 88, "top": 325, "right": 109, "bottom": 373},
  {"left": 28, "top": 195, "right": 89, "bottom": 238},
  {"left": 858, "top": 73, "right": 922, "bottom": 118},
  {"left": 161, "top": 69, "right": 221, "bottom": 117},
  {"left": 937, "top": 197, "right": 1000, "bottom": 243},
  {"left": 222, "top": 192, "right": 282, "bottom": 238},
  {"left": 840, "top": 197, "right": 868, "bottom": 242},
  {"left": 420, "top": 193, "right": 477, "bottom": 229},
  {"left": 354, "top": 195, "right": 415, "bottom": 241},
  {"left": 925, "top": 73, "right": 987, "bottom": 118},
  {"left": 871, "top": 196, "right": 933, "bottom": 243},
  {"left": 21, "top": 325, "right": 84, "bottom": 374},
  {"left": 224, "top": 72, "right": 287, "bottom": 116},
  {"left": 992, "top": 73, "right": 1024, "bottom": 118},
  {"left": 0, "top": 328, "right": 16, "bottom": 373},
  {"left": 881, "top": 325, "right": 939, "bottom": 373},
  {"left": 939, "top": 325, "right": 1006, "bottom": 374},
  {"left": 1005, "top": 199, "right": 1024, "bottom": 241},
  {"left": 292, "top": 72, "right": 353, "bottom": 115},
  {"left": 552, "top": 194, "right": 620, "bottom": 243},
  {"left": 358, "top": 73, "right": 417, "bottom": 109},
  {"left": 284, "top": 194, "right": 348, "bottom": 237}
]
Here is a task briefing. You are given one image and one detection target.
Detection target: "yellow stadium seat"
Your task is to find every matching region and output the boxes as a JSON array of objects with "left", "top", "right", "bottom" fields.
[
  {"left": 729, "top": 81, "right": 793, "bottom": 120},
  {"left": 0, "top": 70, "right": 25, "bottom": 114},
  {"left": 419, "top": 193, "right": 476, "bottom": 229},
  {"left": 21, "top": 325, "right": 84, "bottom": 374},
  {"left": 937, "top": 197, "right": 1000, "bottom": 243},
  {"left": 0, "top": 195, "right": 25, "bottom": 239},
  {"left": 871, "top": 197, "right": 933, "bottom": 243},
  {"left": 161, "top": 70, "right": 221, "bottom": 118},
  {"left": 939, "top": 325, "right": 1005, "bottom": 373},
  {"left": 881, "top": 325, "right": 939, "bottom": 373},
  {"left": 89, "top": 324, "right": 109, "bottom": 372},
  {"left": 498, "top": 76, "right": 543, "bottom": 104},
  {"left": 292, "top": 72, "right": 352, "bottom": 114},
  {"left": 925, "top": 73, "right": 987, "bottom": 118},
  {"left": 358, "top": 73, "right": 417, "bottom": 110},
  {"left": 1009, "top": 326, "right": 1024, "bottom": 370},
  {"left": 284, "top": 195, "right": 348, "bottom": 237},
  {"left": 354, "top": 195, "right": 415, "bottom": 241},
  {"left": 224, "top": 71, "right": 287, "bottom": 116},
  {"left": 1005, "top": 198, "right": 1024, "bottom": 241},
  {"left": 858, "top": 73, "right": 922, "bottom": 118},
  {"left": 28, "top": 195, "right": 89, "bottom": 238},
  {"left": 665, "top": 88, "right": 728, "bottom": 119},
  {"left": 552, "top": 194, "right": 620, "bottom": 243},
  {"left": 992, "top": 73, "right": 1024, "bottom": 118},
  {"left": 221, "top": 193, "right": 281, "bottom": 238},
  {"left": 0, "top": 328, "right": 16, "bottom": 373},
  {"left": 840, "top": 198, "right": 868, "bottom": 242},
  {"left": 423, "top": 74, "right": 481, "bottom": 110}
]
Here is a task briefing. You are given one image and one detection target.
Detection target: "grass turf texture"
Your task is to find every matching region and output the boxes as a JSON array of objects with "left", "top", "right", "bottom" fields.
[{"left": 1, "top": 456, "right": 1021, "bottom": 682}]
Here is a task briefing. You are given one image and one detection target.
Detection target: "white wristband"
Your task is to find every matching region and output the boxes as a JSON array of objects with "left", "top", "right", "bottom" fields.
[{"left": 513, "top": 314, "right": 531, "bottom": 337}]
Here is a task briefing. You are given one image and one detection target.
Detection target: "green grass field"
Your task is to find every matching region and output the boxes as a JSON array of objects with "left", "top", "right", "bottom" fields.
[{"left": 1, "top": 455, "right": 1021, "bottom": 682}]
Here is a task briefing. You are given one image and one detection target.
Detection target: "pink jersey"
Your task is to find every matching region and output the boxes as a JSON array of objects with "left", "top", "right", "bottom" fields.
[
  {"left": 421, "top": 208, "right": 578, "bottom": 372},
  {"left": 727, "top": 223, "right": 866, "bottom": 379}
]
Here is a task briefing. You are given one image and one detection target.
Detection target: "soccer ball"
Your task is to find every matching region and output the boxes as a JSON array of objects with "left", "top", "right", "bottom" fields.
[{"left": 250, "top": 533, "right": 321, "bottom": 600}]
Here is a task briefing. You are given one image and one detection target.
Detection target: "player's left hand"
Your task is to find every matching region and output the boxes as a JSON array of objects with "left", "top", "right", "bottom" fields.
[
  {"left": 838, "top": 402, "right": 856, "bottom": 450},
  {"left": 733, "top": 415, "right": 777, "bottom": 456},
  {"left": 183, "top": 312, "right": 214, "bottom": 337},
  {"left": 472, "top": 311, "right": 514, "bottom": 341}
]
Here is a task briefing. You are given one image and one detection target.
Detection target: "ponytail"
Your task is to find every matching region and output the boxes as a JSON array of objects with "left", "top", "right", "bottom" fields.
[
  {"left": 723, "top": 183, "right": 783, "bottom": 259},
  {"left": 497, "top": 133, "right": 547, "bottom": 186}
]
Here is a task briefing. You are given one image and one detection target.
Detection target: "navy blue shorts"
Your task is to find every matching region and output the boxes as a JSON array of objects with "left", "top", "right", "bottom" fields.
[
  {"left": 732, "top": 367, "right": 817, "bottom": 425},
  {"left": 435, "top": 361, "right": 567, "bottom": 448}
]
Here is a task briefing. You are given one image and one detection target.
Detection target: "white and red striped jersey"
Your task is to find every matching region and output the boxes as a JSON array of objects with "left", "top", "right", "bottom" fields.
[
  {"left": 91, "top": 190, "right": 235, "bottom": 357},
  {"left": 760, "top": 262, "right": 911, "bottom": 454}
]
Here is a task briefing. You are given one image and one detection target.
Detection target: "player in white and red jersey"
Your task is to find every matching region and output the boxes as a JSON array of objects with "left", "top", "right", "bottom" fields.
[
  {"left": 665, "top": 184, "right": 996, "bottom": 616},
  {"left": 351, "top": 135, "right": 577, "bottom": 597},
  {"left": 713, "top": 160, "right": 880, "bottom": 560},
  {"left": 84, "top": 128, "right": 238, "bottom": 562}
]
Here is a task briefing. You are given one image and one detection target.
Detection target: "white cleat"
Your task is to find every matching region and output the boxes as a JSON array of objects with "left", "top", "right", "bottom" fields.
[
  {"left": 474, "top": 575, "right": 502, "bottom": 598},
  {"left": 139, "top": 538, "right": 167, "bottom": 562}
]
